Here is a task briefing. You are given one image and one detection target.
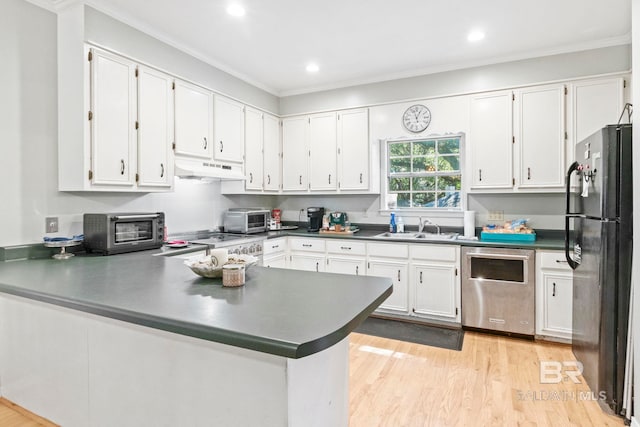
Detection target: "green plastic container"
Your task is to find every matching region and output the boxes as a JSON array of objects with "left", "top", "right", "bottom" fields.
[{"left": 480, "top": 232, "right": 536, "bottom": 242}]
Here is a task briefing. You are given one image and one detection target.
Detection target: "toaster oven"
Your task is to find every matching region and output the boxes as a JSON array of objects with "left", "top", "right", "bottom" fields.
[
  {"left": 223, "top": 208, "right": 270, "bottom": 234},
  {"left": 83, "top": 213, "right": 165, "bottom": 255}
]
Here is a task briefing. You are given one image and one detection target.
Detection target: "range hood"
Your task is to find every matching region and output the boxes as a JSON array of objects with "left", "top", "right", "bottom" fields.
[{"left": 174, "top": 159, "right": 246, "bottom": 180}]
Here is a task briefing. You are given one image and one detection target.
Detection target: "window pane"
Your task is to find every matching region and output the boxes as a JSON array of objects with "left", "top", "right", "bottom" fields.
[
  {"left": 412, "top": 176, "right": 435, "bottom": 191},
  {"left": 438, "top": 155, "right": 459, "bottom": 171},
  {"left": 389, "top": 142, "right": 411, "bottom": 156},
  {"left": 389, "top": 177, "right": 410, "bottom": 191},
  {"left": 437, "top": 191, "right": 460, "bottom": 208},
  {"left": 397, "top": 193, "right": 411, "bottom": 207},
  {"left": 437, "top": 175, "right": 461, "bottom": 191},
  {"left": 413, "top": 192, "right": 436, "bottom": 207},
  {"left": 390, "top": 158, "right": 411, "bottom": 173},
  {"left": 412, "top": 155, "right": 436, "bottom": 172},
  {"left": 438, "top": 139, "right": 460, "bottom": 154},
  {"left": 413, "top": 141, "right": 435, "bottom": 155}
]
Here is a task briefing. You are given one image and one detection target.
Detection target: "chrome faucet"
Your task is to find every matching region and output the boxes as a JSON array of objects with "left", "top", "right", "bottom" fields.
[{"left": 418, "top": 217, "right": 440, "bottom": 235}]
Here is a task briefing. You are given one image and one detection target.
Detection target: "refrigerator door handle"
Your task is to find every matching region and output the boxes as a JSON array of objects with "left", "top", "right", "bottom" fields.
[
  {"left": 564, "top": 216, "right": 580, "bottom": 270},
  {"left": 565, "top": 161, "right": 580, "bottom": 215}
]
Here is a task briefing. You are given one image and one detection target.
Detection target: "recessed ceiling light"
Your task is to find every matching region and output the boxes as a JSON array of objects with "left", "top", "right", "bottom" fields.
[
  {"left": 227, "top": 4, "right": 246, "bottom": 17},
  {"left": 467, "top": 30, "right": 485, "bottom": 42},
  {"left": 306, "top": 63, "right": 319, "bottom": 73}
]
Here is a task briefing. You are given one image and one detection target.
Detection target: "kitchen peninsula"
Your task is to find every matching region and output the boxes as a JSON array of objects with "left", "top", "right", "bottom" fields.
[{"left": 0, "top": 251, "right": 391, "bottom": 426}]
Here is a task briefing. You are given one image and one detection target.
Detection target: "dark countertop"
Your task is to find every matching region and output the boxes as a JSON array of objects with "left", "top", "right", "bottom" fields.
[
  {"left": 261, "top": 227, "right": 566, "bottom": 251},
  {"left": 0, "top": 252, "right": 391, "bottom": 359}
]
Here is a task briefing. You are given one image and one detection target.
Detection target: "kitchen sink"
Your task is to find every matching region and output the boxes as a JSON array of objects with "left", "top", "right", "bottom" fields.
[{"left": 375, "top": 232, "right": 458, "bottom": 241}]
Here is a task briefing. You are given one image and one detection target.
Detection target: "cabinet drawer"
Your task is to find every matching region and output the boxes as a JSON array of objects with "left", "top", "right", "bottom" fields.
[
  {"left": 289, "top": 237, "right": 325, "bottom": 252},
  {"left": 263, "top": 238, "right": 287, "bottom": 255},
  {"left": 410, "top": 245, "right": 458, "bottom": 262},
  {"left": 367, "top": 242, "right": 409, "bottom": 258},
  {"left": 538, "top": 251, "right": 571, "bottom": 271},
  {"left": 326, "top": 239, "right": 366, "bottom": 256}
]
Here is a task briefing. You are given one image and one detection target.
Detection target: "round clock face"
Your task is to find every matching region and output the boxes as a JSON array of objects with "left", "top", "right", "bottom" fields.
[{"left": 402, "top": 104, "right": 431, "bottom": 133}]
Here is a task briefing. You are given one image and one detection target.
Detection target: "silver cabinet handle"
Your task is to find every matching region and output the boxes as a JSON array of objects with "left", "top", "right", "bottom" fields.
[
  {"left": 315, "top": 262, "right": 319, "bottom": 272},
  {"left": 398, "top": 270, "right": 401, "bottom": 281},
  {"left": 249, "top": 172, "right": 253, "bottom": 183},
  {"left": 359, "top": 173, "right": 363, "bottom": 184},
  {"left": 267, "top": 174, "right": 271, "bottom": 185},
  {"left": 120, "top": 159, "right": 125, "bottom": 175},
  {"left": 203, "top": 137, "right": 208, "bottom": 150},
  {"left": 555, "top": 259, "right": 568, "bottom": 264},
  {"left": 302, "top": 244, "right": 312, "bottom": 248},
  {"left": 220, "top": 140, "right": 223, "bottom": 152},
  {"left": 356, "top": 265, "right": 359, "bottom": 275},
  {"left": 160, "top": 163, "right": 164, "bottom": 178},
  {"left": 329, "top": 174, "right": 331, "bottom": 184},
  {"left": 299, "top": 175, "right": 302, "bottom": 185},
  {"left": 479, "top": 169, "right": 482, "bottom": 181},
  {"left": 340, "top": 246, "right": 351, "bottom": 250},
  {"left": 420, "top": 271, "right": 423, "bottom": 283},
  {"left": 552, "top": 282, "right": 556, "bottom": 297},
  {"left": 527, "top": 167, "right": 531, "bottom": 180}
]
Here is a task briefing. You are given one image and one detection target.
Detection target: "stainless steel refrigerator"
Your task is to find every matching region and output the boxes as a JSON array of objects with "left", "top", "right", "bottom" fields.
[{"left": 565, "top": 124, "right": 633, "bottom": 415}]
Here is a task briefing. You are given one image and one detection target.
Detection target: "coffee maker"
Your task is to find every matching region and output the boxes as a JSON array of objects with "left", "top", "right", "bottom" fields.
[{"left": 307, "top": 207, "right": 325, "bottom": 232}]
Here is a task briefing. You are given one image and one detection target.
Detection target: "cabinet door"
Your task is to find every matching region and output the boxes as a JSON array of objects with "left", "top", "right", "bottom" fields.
[
  {"left": 338, "top": 109, "right": 369, "bottom": 190},
  {"left": 289, "top": 254, "right": 325, "bottom": 272},
  {"left": 264, "top": 254, "right": 287, "bottom": 268},
  {"left": 469, "top": 91, "right": 513, "bottom": 189},
  {"left": 137, "top": 66, "right": 174, "bottom": 188},
  {"left": 263, "top": 114, "right": 281, "bottom": 191},
  {"left": 368, "top": 260, "right": 409, "bottom": 314},
  {"left": 569, "top": 77, "right": 625, "bottom": 148},
  {"left": 309, "top": 112, "right": 337, "bottom": 190},
  {"left": 244, "top": 107, "right": 263, "bottom": 190},
  {"left": 89, "top": 49, "right": 137, "bottom": 187},
  {"left": 282, "top": 116, "right": 308, "bottom": 191},
  {"left": 326, "top": 256, "right": 365, "bottom": 276},
  {"left": 540, "top": 274, "right": 573, "bottom": 338},
  {"left": 174, "top": 80, "right": 213, "bottom": 159},
  {"left": 413, "top": 263, "right": 458, "bottom": 321},
  {"left": 214, "top": 96, "right": 245, "bottom": 163},
  {"left": 515, "top": 85, "right": 565, "bottom": 189}
]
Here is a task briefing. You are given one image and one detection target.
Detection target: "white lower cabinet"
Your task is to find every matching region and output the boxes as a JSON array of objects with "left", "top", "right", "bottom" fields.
[
  {"left": 535, "top": 251, "right": 573, "bottom": 341},
  {"left": 326, "top": 240, "right": 366, "bottom": 276},
  {"left": 263, "top": 237, "right": 288, "bottom": 268},
  {"left": 367, "top": 242, "right": 410, "bottom": 314},
  {"left": 288, "top": 238, "right": 325, "bottom": 272},
  {"left": 410, "top": 245, "right": 461, "bottom": 324}
]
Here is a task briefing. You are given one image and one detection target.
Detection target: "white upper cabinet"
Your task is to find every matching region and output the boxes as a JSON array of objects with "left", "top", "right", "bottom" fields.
[
  {"left": 244, "top": 107, "right": 264, "bottom": 190},
  {"left": 282, "top": 116, "right": 309, "bottom": 191},
  {"left": 89, "top": 48, "right": 137, "bottom": 187},
  {"left": 514, "top": 84, "right": 565, "bottom": 189},
  {"left": 337, "top": 108, "right": 369, "bottom": 190},
  {"left": 469, "top": 91, "right": 513, "bottom": 189},
  {"left": 568, "top": 77, "right": 625, "bottom": 150},
  {"left": 214, "top": 95, "right": 245, "bottom": 163},
  {"left": 263, "top": 114, "right": 281, "bottom": 191},
  {"left": 174, "top": 80, "right": 213, "bottom": 159},
  {"left": 137, "top": 66, "right": 174, "bottom": 189},
  {"left": 309, "top": 112, "right": 337, "bottom": 191}
]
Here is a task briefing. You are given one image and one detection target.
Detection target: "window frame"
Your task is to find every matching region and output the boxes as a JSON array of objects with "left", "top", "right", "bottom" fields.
[{"left": 380, "top": 133, "right": 466, "bottom": 213}]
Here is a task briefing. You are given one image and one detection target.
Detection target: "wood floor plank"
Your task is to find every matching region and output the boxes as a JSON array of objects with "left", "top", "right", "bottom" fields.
[{"left": 349, "top": 331, "right": 625, "bottom": 427}]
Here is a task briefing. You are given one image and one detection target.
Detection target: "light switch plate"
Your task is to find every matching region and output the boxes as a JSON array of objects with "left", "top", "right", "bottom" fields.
[
  {"left": 46, "top": 217, "right": 59, "bottom": 233},
  {"left": 488, "top": 210, "right": 504, "bottom": 221}
]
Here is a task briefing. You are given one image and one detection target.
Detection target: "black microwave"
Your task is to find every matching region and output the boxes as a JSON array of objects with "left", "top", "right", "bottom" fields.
[{"left": 83, "top": 213, "right": 165, "bottom": 255}]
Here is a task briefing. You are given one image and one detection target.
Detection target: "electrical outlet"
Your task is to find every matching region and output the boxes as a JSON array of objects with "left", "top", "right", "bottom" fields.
[
  {"left": 488, "top": 210, "right": 504, "bottom": 221},
  {"left": 46, "top": 217, "right": 59, "bottom": 233}
]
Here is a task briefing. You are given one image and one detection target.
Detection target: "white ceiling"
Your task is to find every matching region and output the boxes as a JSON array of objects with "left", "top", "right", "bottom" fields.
[{"left": 50, "top": 0, "right": 631, "bottom": 96}]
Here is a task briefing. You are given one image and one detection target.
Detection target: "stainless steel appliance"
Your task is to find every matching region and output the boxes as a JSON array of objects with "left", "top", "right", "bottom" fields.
[
  {"left": 223, "top": 208, "right": 270, "bottom": 234},
  {"left": 307, "top": 207, "right": 324, "bottom": 232},
  {"left": 83, "top": 213, "right": 165, "bottom": 255},
  {"left": 461, "top": 247, "right": 535, "bottom": 335},
  {"left": 184, "top": 233, "right": 265, "bottom": 265},
  {"left": 565, "top": 124, "right": 632, "bottom": 415}
]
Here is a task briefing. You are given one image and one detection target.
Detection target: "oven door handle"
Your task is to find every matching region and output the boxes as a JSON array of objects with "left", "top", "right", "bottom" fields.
[
  {"left": 111, "top": 214, "right": 160, "bottom": 220},
  {"left": 464, "top": 253, "right": 531, "bottom": 261}
]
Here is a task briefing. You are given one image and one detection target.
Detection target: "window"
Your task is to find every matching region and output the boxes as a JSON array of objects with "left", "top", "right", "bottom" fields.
[{"left": 385, "top": 135, "right": 463, "bottom": 209}]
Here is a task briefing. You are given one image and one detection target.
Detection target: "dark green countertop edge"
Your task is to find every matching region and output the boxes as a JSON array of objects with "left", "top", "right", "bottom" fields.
[{"left": 0, "top": 269, "right": 392, "bottom": 359}]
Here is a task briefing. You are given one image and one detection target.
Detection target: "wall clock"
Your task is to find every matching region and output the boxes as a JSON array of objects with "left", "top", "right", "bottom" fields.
[{"left": 402, "top": 104, "right": 431, "bottom": 133}]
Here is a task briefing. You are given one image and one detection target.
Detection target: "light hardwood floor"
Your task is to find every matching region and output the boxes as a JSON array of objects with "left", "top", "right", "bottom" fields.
[
  {"left": 349, "top": 331, "right": 625, "bottom": 426},
  {"left": 0, "top": 332, "right": 627, "bottom": 426}
]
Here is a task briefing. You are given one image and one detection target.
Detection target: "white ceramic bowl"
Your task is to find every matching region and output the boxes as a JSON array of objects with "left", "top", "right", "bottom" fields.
[{"left": 184, "top": 254, "right": 258, "bottom": 279}]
